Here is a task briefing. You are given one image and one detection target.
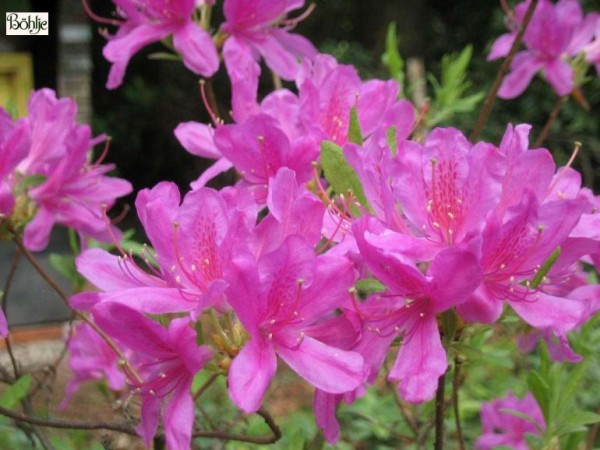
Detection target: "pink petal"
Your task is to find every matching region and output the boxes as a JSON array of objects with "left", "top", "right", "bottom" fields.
[
  {"left": 389, "top": 315, "right": 446, "bottom": 403},
  {"left": 23, "top": 207, "right": 55, "bottom": 251},
  {"left": 498, "top": 52, "right": 543, "bottom": 99},
  {"left": 488, "top": 32, "right": 517, "bottom": 60},
  {"left": 137, "top": 395, "right": 161, "bottom": 448},
  {"left": 163, "top": 381, "right": 195, "bottom": 450},
  {"left": 223, "top": 37, "right": 261, "bottom": 123},
  {"left": 228, "top": 338, "right": 277, "bottom": 413},
  {"left": 314, "top": 390, "right": 342, "bottom": 444},
  {"left": 103, "top": 24, "right": 169, "bottom": 89},
  {"left": 76, "top": 248, "right": 160, "bottom": 291},
  {"left": 191, "top": 158, "right": 234, "bottom": 189},
  {"left": 172, "top": 21, "right": 219, "bottom": 77},
  {"left": 89, "top": 287, "right": 198, "bottom": 314},
  {"left": 509, "top": 292, "right": 584, "bottom": 335},
  {"left": 543, "top": 58, "right": 574, "bottom": 96},
  {"left": 276, "top": 335, "right": 365, "bottom": 394},
  {"left": 174, "top": 122, "right": 221, "bottom": 159}
]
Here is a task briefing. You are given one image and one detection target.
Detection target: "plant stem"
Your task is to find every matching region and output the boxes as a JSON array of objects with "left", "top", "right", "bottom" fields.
[
  {"left": 11, "top": 232, "right": 143, "bottom": 384},
  {"left": 452, "top": 356, "right": 466, "bottom": 450},
  {"left": 470, "top": 0, "right": 539, "bottom": 142},
  {"left": 434, "top": 369, "right": 448, "bottom": 450},
  {"left": 533, "top": 96, "right": 567, "bottom": 148},
  {"left": 2, "top": 248, "right": 22, "bottom": 379}
]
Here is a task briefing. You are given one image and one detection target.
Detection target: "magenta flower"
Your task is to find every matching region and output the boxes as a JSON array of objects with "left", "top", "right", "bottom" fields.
[
  {"left": 476, "top": 391, "right": 545, "bottom": 450},
  {"left": 226, "top": 236, "right": 365, "bottom": 413},
  {"left": 458, "top": 191, "right": 586, "bottom": 333},
  {"left": 390, "top": 127, "right": 501, "bottom": 248},
  {"left": 489, "top": 0, "right": 586, "bottom": 98},
  {"left": 298, "top": 54, "right": 414, "bottom": 147},
  {"left": 214, "top": 114, "right": 317, "bottom": 202},
  {"left": 354, "top": 217, "right": 482, "bottom": 403},
  {"left": 93, "top": 302, "right": 212, "bottom": 450},
  {"left": 101, "top": 0, "right": 219, "bottom": 89},
  {"left": 0, "top": 90, "right": 132, "bottom": 251},
  {"left": 62, "top": 322, "right": 127, "bottom": 408},
  {"left": 221, "top": 0, "right": 317, "bottom": 81},
  {"left": 72, "top": 182, "right": 253, "bottom": 316}
]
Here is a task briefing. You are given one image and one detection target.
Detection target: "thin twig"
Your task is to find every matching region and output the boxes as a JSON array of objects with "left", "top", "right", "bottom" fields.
[
  {"left": 434, "top": 369, "right": 448, "bottom": 450},
  {"left": 11, "top": 232, "right": 143, "bottom": 384},
  {"left": 2, "top": 248, "right": 22, "bottom": 379},
  {"left": 0, "top": 404, "right": 137, "bottom": 434},
  {"left": 533, "top": 96, "right": 567, "bottom": 148},
  {"left": 452, "top": 357, "right": 466, "bottom": 450},
  {"left": 470, "top": 0, "right": 539, "bottom": 142},
  {"left": 194, "top": 373, "right": 219, "bottom": 401},
  {"left": 586, "top": 406, "right": 600, "bottom": 449},
  {"left": 192, "top": 408, "right": 282, "bottom": 444}
]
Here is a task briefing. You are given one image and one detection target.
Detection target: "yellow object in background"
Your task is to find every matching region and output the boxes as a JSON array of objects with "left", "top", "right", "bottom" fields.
[{"left": 0, "top": 52, "right": 33, "bottom": 117}]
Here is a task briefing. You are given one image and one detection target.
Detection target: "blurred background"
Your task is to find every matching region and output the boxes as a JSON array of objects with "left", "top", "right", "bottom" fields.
[{"left": 0, "top": 0, "right": 599, "bottom": 326}]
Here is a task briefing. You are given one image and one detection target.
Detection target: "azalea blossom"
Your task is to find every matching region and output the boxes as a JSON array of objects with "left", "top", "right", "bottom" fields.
[
  {"left": 476, "top": 391, "right": 545, "bottom": 450},
  {"left": 489, "top": 0, "right": 595, "bottom": 98},
  {"left": 353, "top": 217, "right": 482, "bottom": 403},
  {"left": 0, "top": 89, "right": 132, "bottom": 251},
  {"left": 100, "top": 0, "right": 219, "bottom": 89},
  {"left": 226, "top": 235, "right": 365, "bottom": 413},
  {"left": 93, "top": 302, "right": 212, "bottom": 450}
]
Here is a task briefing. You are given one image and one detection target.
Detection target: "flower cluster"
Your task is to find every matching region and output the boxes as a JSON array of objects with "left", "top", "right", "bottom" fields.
[
  {"left": 50, "top": 0, "right": 600, "bottom": 449},
  {"left": 489, "top": 0, "right": 600, "bottom": 98},
  {"left": 0, "top": 89, "right": 131, "bottom": 336}
]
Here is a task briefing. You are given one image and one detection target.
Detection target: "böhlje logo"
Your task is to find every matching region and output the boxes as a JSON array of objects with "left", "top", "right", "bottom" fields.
[{"left": 5, "top": 12, "right": 49, "bottom": 36}]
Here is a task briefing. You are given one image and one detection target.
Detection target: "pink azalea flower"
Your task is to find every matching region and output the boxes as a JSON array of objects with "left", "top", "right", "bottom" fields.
[
  {"left": 298, "top": 54, "right": 414, "bottom": 147},
  {"left": 251, "top": 167, "right": 325, "bottom": 256},
  {"left": 0, "top": 90, "right": 132, "bottom": 251},
  {"left": 457, "top": 191, "right": 586, "bottom": 333},
  {"left": 213, "top": 114, "right": 317, "bottom": 202},
  {"left": 354, "top": 217, "right": 482, "bottom": 403},
  {"left": 93, "top": 302, "right": 212, "bottom": 450},
  {"left": 72, "top": 182, "right": 253, "bottom": 316},
  {"left": 61, "top": 322, "right": 127, "bottom": 408},
  {"left": 221, "top": 0, "right": 317, "bottom": 81},
  {"left": 225, "top": 236, "right": 365, "bottom": 413},
  {"left": 489, "top": 0, "right": 588, "bottom": 98},
  {"left": 101, "top": 0, "right": 219, "bottom": 89},
  {"left": 476, "top": 391, "right": 545, "bottom": 450},
  {"left": 387, "top": 127, "right": 501, "bottom": 248}
]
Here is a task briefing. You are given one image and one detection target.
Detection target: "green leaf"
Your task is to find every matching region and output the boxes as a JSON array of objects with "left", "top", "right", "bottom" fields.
[
  {"left": 381, "top": 22, "right": 404, "bottom": 87},
  {"left": 387, "top": 126, "right": 398, "bottom": 155},
  {"left": 49, "top": 253, "right": 79, "bottom": 284},
  {"left": 18, "top": 174, "right": 46, "bottom": 191},
  {"left": 320, "top": 141, "right": 370, "bottom": 211},
  {"left": 0, "top": 374, "right": 32, "bottom": 408},
  {"left": 529, "top": 247, "right": 561, "bottom": 289},
  {"left": 449, "top": 342, "right": 483, "bottom": 360},
  {"left": 348, "top": 107, "right": 363, "bottom": 145},
  {"left": 441, "top": 310, "right": 458, "bottom": 345},
  {"left": 557, "top": 410, "right": 600, "bottom": 436},
  {"left": 355, "top": 279, "right": 386, "bottom": 294},
  {"left": 527, "top": 371, "right": 550, "bottom": 423}
]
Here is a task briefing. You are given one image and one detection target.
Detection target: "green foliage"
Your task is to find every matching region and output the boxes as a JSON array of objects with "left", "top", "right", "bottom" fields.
[
  {"left": 381, "top": 22, "right": 405, "bottom": 89},
  {"left": 348, "top": 107, "right": 364, "bottom": 145},
  {"left": 426, "top": 45, "right": 484, "bottom": 127},
  {"left": 320, "top": 141, "right": 370, "bottom": 211},
  {"left": 0, "top": 375, "right": 31, "bottom": 408}
]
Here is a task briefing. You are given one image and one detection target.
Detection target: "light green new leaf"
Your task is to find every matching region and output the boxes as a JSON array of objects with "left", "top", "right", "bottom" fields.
[
  {"left": 320, "top": 141, "right": 370, "bottom": 210},
  {"left": 0, "top": 374, "right": 32, "bottom": 408},
  {"left": 348, "top": 107, "right": 363, "bottom": 145},
  {"left": 381, "top": 22, "right": 404, "bottom": 88}
]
